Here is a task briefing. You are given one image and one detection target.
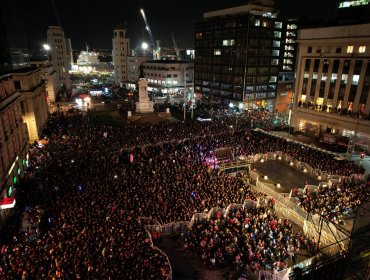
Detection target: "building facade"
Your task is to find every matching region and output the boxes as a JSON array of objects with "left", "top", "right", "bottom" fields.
[
  {"left": 47, "top": 26, "right": 71, "bottom": 92},
  {"left": 142, "top": 60, "right": 194, "bottom": 95},
  {"left": 30, "top": 60, "right": 58, "bottom": 104},
  {"left": 112, "top": 27, "right": 130, "bottom": 86},
  {"left": 11, "top": 68, "right": 49, "bottom": 142},
  {"left": 126, "top": 56, "right": 148, "bottom": 89},
  {"left": 292, "top": 23, "right": 370, "bottom": 152},
  {"left": 0, "top": 74, "right": 28, "bottom": 225},
  {"left": 194, "top": 2, "right": 297, "bottom": 110}
]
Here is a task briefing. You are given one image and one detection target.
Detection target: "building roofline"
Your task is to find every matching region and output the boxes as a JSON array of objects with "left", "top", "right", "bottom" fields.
[{"left": 203, "top": 4, "right": 275, "bottom": 19}]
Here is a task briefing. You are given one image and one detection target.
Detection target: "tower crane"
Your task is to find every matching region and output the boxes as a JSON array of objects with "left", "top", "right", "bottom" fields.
[
  {"left": 140, "top": 8, "right": 161, "bottom": 60},
  {"left": 171, "top": 33, "right": 181, "bottom": 60}
]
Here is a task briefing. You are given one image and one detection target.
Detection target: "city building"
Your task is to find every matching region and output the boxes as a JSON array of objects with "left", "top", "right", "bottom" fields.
[
  {"left": 0, "top": 74, "right": 28, "bottom": 225},
  {"left": 0, "top": 0, "right": 30, "bottom": 74},
  {"left": 112, "top": 26, "right": 130, "bottom": 86},
  {"left": 30, "top": 60, "right": 58, "bottom": 104},
  {"left": 194, "top": 0, "right": 298, "bottom": 110},
  {"left": 126, "top": 56, "right": 148, "bottom": 89},
  {"left": 47, "top": 26, "right": 71, "bottom": 92},
  {"left": 142, "top": 60, "right": 194, "bottom": 95},
  {"left": 292, "top": 23, "right": 370, "bottom": 152},
  {"left": 10, "top": 68, "right": 49, "bottom": 142}
]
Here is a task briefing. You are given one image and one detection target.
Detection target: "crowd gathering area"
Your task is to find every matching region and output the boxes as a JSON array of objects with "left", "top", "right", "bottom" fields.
[{"left": 0, "top": 108, "right": 368, "bottom": 279}]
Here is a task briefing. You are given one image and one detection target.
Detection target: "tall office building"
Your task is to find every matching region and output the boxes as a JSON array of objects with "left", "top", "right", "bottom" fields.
[
  {"left": 194, "top": 0, "right": 297, "bottom": 110},
  {"left": 47, "top": 26, "right": 71, "bottom": 92},
  {"left": 0, "top": 0, "right": 30, "bottom": 74},
  {"left": 112, "top": 26, "right": 130, "bottom": 86}
]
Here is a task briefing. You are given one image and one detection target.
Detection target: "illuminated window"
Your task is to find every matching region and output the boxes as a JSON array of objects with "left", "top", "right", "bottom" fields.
[
  {"left": 262, "top": 21, "right": 268, "bottom": 27},
  {"left": 269, "top": 76, "right": 277, "bottom": 83},
  {"left": 352, "top": 74, "right": 360, "bottom": 85},
  {"left": 304, "top": 72, "right": 309, "bottom": 78},
  {"left": 196, "top": 32, "right": 203, "bottom": 39},
  {"left": 272, "top": 50, "right": 279, "bottom": 56},
  {"left": 359, "top": 46, "right": 366, "bottom": 53},
  {"left": 222, "top": 39, "right": 235, "bottom": 46},
  {"left": 346, "top": 46, "right": 354, "bottom": 53},
  {"left": 331, "top": 73, "right": 337, "bottom": 82},
  {"left": 273, "top": 41, "right": 280, "bottom": 48},
  {"left": 274, "top": 22, "right": 282, "bottom": 29},
  {"left": 338, "top": 0, "right": 369, "bottom": 8},
  {"left": 214, "top": 49, "right": 221, "bottom": 56},
  {"left": 255, "top": 20, "right": 260, "bottom": 26},
  {"left": 273, "top": 31, "right": 281, "bottom": 38},
  {"left": 313, "top": 72, "right": 318, "bottom": 79}
]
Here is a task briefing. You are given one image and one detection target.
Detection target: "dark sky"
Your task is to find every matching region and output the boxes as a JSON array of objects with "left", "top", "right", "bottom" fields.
[{"left": 19, "top": 0, "right": 338, "bottom": 51}]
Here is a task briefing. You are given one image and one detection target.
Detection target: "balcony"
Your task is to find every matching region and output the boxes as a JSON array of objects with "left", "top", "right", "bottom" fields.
[{"left": 296, "top": 101, "right": 370, "bottom": 120}]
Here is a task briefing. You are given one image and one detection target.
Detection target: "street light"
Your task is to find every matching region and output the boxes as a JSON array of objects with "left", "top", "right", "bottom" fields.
[
  {"left": 43, "top": 44, "right": 51, "bottom": 61},
  {"left": 43, "top": 44, "right": 51, "bottom": 51},
  {"left": 141, "top": 42, "right": 149, "bottom": 50}
]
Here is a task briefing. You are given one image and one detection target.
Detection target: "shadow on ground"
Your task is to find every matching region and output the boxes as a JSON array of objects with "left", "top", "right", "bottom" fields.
[{"left": 157, "top": 235, "right": 226, "bottom": 280}]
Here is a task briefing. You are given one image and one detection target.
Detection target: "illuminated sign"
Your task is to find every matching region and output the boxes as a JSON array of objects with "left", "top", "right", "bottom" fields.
[{"left": 0, "top": 198, "right": 16, "bottom": 209}]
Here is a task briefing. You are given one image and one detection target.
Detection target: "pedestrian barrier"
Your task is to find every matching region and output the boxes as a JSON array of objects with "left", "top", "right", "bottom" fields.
[{"left": 143, "top": 226, "right": 173, "bottom": 280}]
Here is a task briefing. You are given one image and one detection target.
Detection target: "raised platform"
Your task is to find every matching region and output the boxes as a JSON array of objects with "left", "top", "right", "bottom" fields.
[
  {"left": 136, "top": 101, "right": 154, "bottom": 113},
  {"left": 253, "top": 160, "right": 320, "bottom": 193}
]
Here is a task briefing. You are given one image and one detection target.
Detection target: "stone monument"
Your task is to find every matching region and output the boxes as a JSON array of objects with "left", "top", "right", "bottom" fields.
[{"left": 135, "top": 65, "right": 154, "bottom": 113}]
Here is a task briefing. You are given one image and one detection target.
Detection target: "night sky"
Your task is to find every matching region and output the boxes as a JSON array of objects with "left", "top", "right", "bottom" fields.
[{"left": 19, "top": 0, "right": 338, "bottom": 51}]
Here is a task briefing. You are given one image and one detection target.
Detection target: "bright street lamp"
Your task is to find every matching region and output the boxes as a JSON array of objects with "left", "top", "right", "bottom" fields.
[
  {"left": 141, "top": 42, "right": 149, "bottom": 50},
  {"left": 43, "top": 44, "right": 51, "bottom": 51}
]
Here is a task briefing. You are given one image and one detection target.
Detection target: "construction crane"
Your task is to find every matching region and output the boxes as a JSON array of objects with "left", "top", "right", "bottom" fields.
[
  {"left": 140, "top": 8, "right": 160, "bottom": 60},
  {"left": 171, "top": 33, "right": 181, "bottom": 60},
  {"left": 50, "top": 0, "right": 63, "bottom": 27}
]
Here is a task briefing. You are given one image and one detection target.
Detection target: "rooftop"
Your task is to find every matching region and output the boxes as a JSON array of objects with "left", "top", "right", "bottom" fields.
[{"left": 9, "top": 67, "right": 38, "bottom": 74}]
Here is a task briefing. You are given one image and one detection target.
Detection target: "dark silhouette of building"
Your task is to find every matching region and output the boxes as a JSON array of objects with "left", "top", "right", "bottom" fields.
[{"left": 0, "top": 0, "right": 30, "bottom": 75}]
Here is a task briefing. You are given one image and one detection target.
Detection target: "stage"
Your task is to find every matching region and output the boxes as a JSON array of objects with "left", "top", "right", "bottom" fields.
[{"left": 253, "top": 160, "right": 320, "bottom": 193}]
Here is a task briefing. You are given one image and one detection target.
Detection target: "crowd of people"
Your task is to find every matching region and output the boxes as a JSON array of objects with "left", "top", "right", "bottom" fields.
[
  {"left": 0, "top": 107, "right": 367, "bottom": 279},
  {"left": 297, "top": 179, "right": 370, "bottom": 225},
  {"left": 183, "top": 206, "right": 317, "bottom": 274}
]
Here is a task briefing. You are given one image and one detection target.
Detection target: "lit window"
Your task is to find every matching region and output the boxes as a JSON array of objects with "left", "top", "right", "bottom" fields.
[
  {"left": 271, "top": 59, "right": 279, "bottom": 65},
  {"left": 352, "top": 74, "right": 360, "bottom": 85},
  {"left": 274, "top": 22, "right": 282, "bottom": 29},
  {"left": 346, "top": 46, "right": 354, "bottom": 53},
  {"left": 272, "top": 50, "right": 279, "bottom": 56},
  {"left": 359, "top": 46, "right": 366, "bottom": 53},
  {"left": 255, "top": 20, "right": 260, "bottom": 26},
  {"left": 214, "top": 49, "right": 221, "bottom": 56},
  {"left": 313, "top": 72, "right": 318, "bottom": 79},
  {"left": 331, "top": 73, "right": 337, "bottom": 82},
  {"left": 273, "top": 31, "right": 281, "bottom": 38},
  {"left": 262, "top": 21, "right": 268, "bottom": 27},
  {"left": 342, "top": 74, "right": 348, "bottom": 82},
  {"left": 273, "top": 41, "right": 280, "bottom": 48},
  {"left": 269, "top": 76, "right": 277, "bottom": 83},
  {"left": 304, "top": 72, "right": 309, "bottom": 78},
  {"left": 222, "top": 39, "right": 235, "bottom": 46}
]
